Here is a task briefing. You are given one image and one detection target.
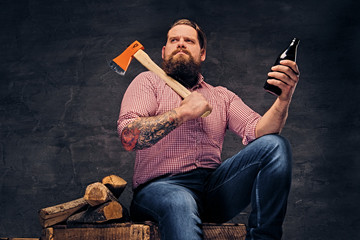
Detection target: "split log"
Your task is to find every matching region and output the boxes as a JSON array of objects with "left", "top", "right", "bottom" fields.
[
  {"left": 101, "top": 175, "right": 127, "bottom": 198},
  {"left": 39, "top": 175, "right": 128, "bottom": 228},
  {"left": 67, "top": 200, "right": 129, "bottom": 224},
  {"left": 38, "top": 198, "right": 87, "bottom": 228},
  {"left": 84, "top": 182, "right": 118, "bottom": 207}
]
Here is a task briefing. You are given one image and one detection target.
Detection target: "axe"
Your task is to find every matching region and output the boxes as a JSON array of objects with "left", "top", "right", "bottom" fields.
[{"left": 109, "top": 40, "right": 210, "bottom": 117}]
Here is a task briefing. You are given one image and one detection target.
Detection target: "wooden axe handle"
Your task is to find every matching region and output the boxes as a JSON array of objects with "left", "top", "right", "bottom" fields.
[{"left": 133, "top": 49, "right": 211, "bottom": 117}]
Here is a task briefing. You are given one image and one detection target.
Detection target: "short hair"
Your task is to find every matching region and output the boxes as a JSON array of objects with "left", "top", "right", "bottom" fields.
[{"left": 167, "top": 19, "right": 207, "bottom": 51}]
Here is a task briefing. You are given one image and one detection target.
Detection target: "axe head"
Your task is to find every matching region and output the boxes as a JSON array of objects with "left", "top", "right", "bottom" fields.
[{"left": 110, "top": 40, "right": 144, "bottom": 75}]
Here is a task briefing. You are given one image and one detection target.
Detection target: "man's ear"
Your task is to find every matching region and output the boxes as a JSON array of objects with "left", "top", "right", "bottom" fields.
[
  {"left": 162, "top": 46, "right": 166, "bottom": 59},
  {"left": 200, "top": 49, "right": 206, "bottom": 62}
]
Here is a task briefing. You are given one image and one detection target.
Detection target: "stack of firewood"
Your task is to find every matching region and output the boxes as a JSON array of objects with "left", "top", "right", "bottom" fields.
[{"left": 38, "top": 175, "right": 129, "bottom": 228}]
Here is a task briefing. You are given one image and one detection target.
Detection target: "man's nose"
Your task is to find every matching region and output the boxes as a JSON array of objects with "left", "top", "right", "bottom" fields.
[{"left": 177, "top": 38, "right": 186, "bottom": 48}]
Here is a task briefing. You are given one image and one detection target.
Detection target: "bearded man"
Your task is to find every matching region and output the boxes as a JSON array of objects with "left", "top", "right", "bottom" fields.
[{"left": 117, "top": 19, "right": 300, "bottom": 240}]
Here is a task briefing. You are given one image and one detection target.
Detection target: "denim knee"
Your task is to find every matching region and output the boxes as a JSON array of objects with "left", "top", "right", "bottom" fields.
[
  {"left": 161, "top": 190, "right": 199, "bottom": 216},
  {"left": 257, "top": 134, "right": 290, "bottom": 149},
  {"left": 157, "top": 189, "right": 203, "bottom": 239},
  {"left": 256, "top": 134, "right": 292, "bottom": 172},
  {"left": 131, "top": 182, "right": 201, "bottom": 224}
]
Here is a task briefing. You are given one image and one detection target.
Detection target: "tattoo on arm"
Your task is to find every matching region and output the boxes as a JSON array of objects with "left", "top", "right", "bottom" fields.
[{"left": 121, "top": 110, "right": 181, "bottom": 151}]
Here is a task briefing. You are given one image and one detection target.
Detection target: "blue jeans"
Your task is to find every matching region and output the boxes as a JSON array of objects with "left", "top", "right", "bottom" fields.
[{"left": 131, "top": 134, "right": 292, "bottom": 240}]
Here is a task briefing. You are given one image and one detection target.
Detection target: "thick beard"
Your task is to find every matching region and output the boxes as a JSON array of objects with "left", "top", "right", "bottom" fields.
[{"left": 162, "top": 50, "right": 201, "bottom": 88}]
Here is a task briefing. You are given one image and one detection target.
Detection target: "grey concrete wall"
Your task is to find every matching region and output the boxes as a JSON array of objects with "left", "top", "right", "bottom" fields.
[{"left": 1, "top": 0, "right": 359, "bottom": 239}]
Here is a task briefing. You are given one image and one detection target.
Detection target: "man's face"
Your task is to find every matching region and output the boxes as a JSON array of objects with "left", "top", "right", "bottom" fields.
[
  {"left": 161, "top": 25, "right": 206, "bottom": 88},
  {"left": 162, "top": 24, "right": 206, "bottom": 63}
]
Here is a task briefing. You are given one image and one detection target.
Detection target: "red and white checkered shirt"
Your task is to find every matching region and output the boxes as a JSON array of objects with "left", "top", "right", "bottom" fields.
[{"left": 117, "top": 71, "right": 262, "bottom": 189}]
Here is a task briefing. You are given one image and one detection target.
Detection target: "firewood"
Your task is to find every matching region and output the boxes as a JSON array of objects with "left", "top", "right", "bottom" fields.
[
  {"left": 38, "top": 198, "right": 87, "bottom": 228},
  {"left": 66, "top": 200, "right": 129, "bottom": 224},
  {"left": 101, "top": 175, "right": 127, "bottom": 198},
  {"left": 84, "top": 182, "right": 117, "bottom": 207}
]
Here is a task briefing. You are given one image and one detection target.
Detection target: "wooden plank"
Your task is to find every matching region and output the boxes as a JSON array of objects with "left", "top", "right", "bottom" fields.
[
  {"left": 130, "top": 224, "right": 150, "bottom": 240},
  {"left": 43, "top": 223, "right": 138, "bottom": 240},
  {"left": 142, "top": 222, "right": 246, "bottom": 240},
  {"left": 40, "top": 228, "right": 53, "bottom": 240},
  {"left": 0, "top": 238, "right": 40, "bottom": 240},
  {"left": 41, "top": 222, "right": 246, "bottom": 240},
  {"left": 202, "top": 223, "right": 247, "bottom": 240}
]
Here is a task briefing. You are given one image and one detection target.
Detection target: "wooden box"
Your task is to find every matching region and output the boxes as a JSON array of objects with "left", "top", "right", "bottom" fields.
[{"left": 41, "top": 222, "right": 246, "bottom": 240}]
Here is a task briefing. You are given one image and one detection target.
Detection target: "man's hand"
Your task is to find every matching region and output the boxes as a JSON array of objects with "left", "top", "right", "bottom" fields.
[
  {"left": 266, "top": 60, "right": 300, "bottom": 102},
  {"left": 175, "top": 91, "right": 213, "bottom": 122},
  {"left": 256, "top": 60, "right": 300, "bottom": 138}
]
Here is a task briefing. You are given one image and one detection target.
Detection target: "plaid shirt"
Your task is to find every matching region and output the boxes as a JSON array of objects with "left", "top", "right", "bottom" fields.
[{"left": 117, "top": 71, "right": 262, "bottom": 189}]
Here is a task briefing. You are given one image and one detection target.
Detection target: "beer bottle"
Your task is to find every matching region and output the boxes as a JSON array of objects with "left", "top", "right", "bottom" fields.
[{"left": 264, "top": 38, "right": 300, "bottom": 96}]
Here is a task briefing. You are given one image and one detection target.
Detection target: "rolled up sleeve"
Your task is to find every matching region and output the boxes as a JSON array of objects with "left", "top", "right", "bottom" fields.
[
  {"left": 117, "top": 72, "right": 159, "bottom": 138},
  {"left": 227, "top": 94, "right": 262, "bottom": 145}
]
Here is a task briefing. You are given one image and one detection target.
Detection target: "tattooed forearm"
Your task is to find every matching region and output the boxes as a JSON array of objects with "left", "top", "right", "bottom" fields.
[{"left": 121, "top": 110, "right": 181, "bottom": 151}]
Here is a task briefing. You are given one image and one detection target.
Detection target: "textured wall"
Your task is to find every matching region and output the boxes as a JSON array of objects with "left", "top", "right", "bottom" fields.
[{"left": 1, "top": 0, "right": 359, "bottom": 239}]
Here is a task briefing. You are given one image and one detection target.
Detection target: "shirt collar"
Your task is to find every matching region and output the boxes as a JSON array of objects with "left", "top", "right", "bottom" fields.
[{"left": 190, "top": 74, "right": 205, "bottom": 91}]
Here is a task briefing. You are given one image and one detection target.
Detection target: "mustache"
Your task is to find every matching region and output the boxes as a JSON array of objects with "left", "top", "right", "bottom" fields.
[{"left": 170, "top": 48, "right": 191, "bottom": 57}]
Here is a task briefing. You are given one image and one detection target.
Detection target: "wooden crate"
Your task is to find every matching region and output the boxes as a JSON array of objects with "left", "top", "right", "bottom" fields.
[
  {"left": 0, "top": 239, "right": 40, "bottom": 240},
  {"left": 202, "top": 223, "right": 246, "bottom": 239},
  {"left": 41, "top": 222, "right": 246, "bottom": 240}
]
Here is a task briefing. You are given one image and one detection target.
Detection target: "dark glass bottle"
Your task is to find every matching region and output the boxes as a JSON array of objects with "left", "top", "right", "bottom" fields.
[{"left": 264, "top": 38, "right": 300, "bottom": 96}]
